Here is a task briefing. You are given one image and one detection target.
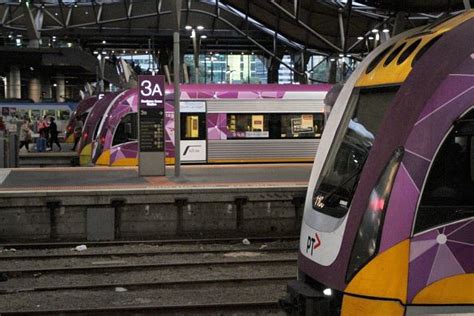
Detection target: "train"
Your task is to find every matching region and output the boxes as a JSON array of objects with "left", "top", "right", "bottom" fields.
[
  {"left": 0, "top": 102, "right": 76, "bottom": 135},
  {"left": 283, "top": 10, "right": 474, "bottom": 316},
  {"left": 75, "top": 84, "right": 332, "bottom": 166}
]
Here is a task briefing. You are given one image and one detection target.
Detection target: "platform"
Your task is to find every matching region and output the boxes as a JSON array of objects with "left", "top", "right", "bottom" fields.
[{"left": 0, "top": 164, "right": 311, "bottom": 242}]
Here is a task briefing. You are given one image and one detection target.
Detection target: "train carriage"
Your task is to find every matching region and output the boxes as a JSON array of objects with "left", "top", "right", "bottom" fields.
[
  {"left": 285, "top": 10, "right": 474, "bottom": 316},
  {"left": 94, "top": 84, "right": 332, "bottom": 166}
]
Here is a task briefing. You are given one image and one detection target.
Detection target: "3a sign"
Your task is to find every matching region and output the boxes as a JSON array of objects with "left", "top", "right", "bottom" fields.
[{"left": 138, "top": 75, "right": 166, "bottom": 176}]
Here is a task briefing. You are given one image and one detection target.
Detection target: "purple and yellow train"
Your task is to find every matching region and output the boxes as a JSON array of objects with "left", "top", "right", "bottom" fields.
[
  {"left": 285, "top": 10, "right": 474, "bottom": 316},
  {"left": 69, "top": 84, "right": 332, "bottom": 166}
]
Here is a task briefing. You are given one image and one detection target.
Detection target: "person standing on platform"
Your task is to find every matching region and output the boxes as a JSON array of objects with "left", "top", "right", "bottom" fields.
[
  {"left": 36, "top": 117, "right": 48, "bottom": 152},
  {"left": 19, "top": 119, "right": 32, "bottom": 152},
  {"left": 48, "top": 117, "right": 61, "bottom": 152}
]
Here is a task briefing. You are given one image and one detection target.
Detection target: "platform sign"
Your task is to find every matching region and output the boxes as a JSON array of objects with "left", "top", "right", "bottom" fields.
[{"left": 138, "top": 75, "right": 165, "bottom": 176}]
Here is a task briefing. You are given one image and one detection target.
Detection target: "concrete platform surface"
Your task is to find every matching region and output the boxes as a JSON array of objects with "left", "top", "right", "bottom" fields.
[{"left": 0, "top": 164, "right": 312, "bottom": 192}]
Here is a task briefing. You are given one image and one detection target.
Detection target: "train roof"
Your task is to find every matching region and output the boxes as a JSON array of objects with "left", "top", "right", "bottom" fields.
[
  {"left": 0, "top": 102, "right": 77, "bottom": 111},
  {"left": 356, "top": 10, "right": 474, "bottom": 87}
]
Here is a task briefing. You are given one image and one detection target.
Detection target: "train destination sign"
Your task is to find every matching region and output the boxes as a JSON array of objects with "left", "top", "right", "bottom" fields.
[{"left": 138, "top": 75, "right": 165, "bottom": 176}]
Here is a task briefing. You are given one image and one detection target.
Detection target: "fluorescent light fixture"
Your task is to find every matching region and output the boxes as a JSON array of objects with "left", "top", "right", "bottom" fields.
[
  {"left": 357, "top": 36, "right": 364, "bottom": 40},
  {"left": 330, "top": 58, "right": 336, "bottom": 62},
  {"left": 371, "top": 29, "right": 379, "bottom": 33},
  {"left": 382, "top": 28, "right": 390, "bottom": 33},
  {"left": 102, "top": 40, "right": 106, "bottom": 44},
  {"left": 201, "top": 35, "right": 207, "bottom": 39},
  {"left": 93, "top": 51, "right": 99, "bottom": 54},
  {"left": 185, "top": 25, "right": 192, "bottom": 30},
  {"left": 368, "top": 36, "right": 374, "bottom": 40},
  {"left": 196, "top": 25, "right": 204, "bottom": 30},
  {"left": 102, "top": 51, "right": 107, "bottom": 55},
  {"left": 339, "top": 53, "right": 344, "bottom": 57}
]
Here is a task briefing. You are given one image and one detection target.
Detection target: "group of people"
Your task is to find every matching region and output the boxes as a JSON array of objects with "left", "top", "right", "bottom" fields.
[{"left": 18, "top": 116, "right": 61, "bottom": 152}]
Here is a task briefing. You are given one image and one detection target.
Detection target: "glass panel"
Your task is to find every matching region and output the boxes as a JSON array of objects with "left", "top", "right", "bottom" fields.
[
  {"left": 227, "top": 114, "right": 270, "bottom": 138},
  {"left": 312, "top": 86, "right": 399, "bottom": 218},
  {"left": 112, "top": 113, "right": 138, "bottom": 146},
  {"left": 415, "top": 110, "right": 474, "bottom": 233},
  {"left": 280, "top": 113, "right": 324, "bottom": 138}
]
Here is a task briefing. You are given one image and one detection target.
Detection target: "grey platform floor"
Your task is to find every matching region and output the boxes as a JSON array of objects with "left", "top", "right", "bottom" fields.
[{"left": 0, "top": 164, "right": 312, "bottom": 192}]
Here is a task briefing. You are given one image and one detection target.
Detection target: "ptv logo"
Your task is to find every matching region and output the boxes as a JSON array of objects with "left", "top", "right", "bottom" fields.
[{"left": 306, "top": 233, "right": 321, "bottom": 256}]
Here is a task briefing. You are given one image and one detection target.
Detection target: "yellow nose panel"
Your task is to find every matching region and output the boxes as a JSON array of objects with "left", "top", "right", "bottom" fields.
[
  {"left": 345, "top": 240, "right": 409, "bottom": 302},
  {"left": 412, "top": 274, "right": 474, "bottom": 305}
]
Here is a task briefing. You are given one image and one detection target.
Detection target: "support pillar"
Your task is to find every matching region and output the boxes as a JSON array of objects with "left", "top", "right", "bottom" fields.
[
  {"left": 7, "top": 66, "right": 21, "bottom": 99},
  {"left": 28, "top": 78, "right": 41, "bottom": 102},
  {"left": 267, "top": 57, "right": 281, "bottom": 84},
  {"left": 55, "top": 76, "right": 65, "bottom": 102},
  {"left": 293, "top": 52, "right": 310, "bottom": 84},
  {"left": 328, "top": 59, "right": 338, "bottom": 84}
]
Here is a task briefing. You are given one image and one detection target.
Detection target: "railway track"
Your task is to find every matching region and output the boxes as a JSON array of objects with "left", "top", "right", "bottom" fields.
[
  {"left": 0, "top": 238, "right": 297, "bottom": 314},
  {"left": 0, "top": 235, "right": 299, "bottom": 250}
]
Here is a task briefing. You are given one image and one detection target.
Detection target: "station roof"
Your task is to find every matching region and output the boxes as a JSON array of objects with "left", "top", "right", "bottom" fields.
[{"left": 0, "top": 0, "right": 470, "bottom": 57}]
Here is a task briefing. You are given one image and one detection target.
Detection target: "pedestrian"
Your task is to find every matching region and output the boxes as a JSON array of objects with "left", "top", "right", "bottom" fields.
[
  {"left": 42, "top": 115, "right": 50, "bottom": 148},
  {"left": 36, "top": 117, "right": 48, "bottom": 152},
  {"left": 47, "top": 117, "right": 61, "bottom": 151},
  {"left": 19, "top": 119, "right": 32, "bottom": 152},
  {"left": 71, "top": 116, "right": 83, "bottom": 151}
]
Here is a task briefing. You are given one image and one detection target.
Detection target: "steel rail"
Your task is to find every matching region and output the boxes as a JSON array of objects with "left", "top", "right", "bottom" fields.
[
  {"left": 0, "top": 236, "right": 298, "bottom": 250},
  {"left": 4, "top": 257, "right": 297, "bottom": 274},
  {"left": 0, "top": 246, "right": 297, "bottom": 260},
  {"left": 5, "top": 275, "right": 294, "bottom": 293}
]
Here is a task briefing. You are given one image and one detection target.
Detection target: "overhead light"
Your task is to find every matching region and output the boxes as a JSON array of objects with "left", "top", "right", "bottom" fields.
[
  {"left": 85, "top": 11, "right": 88, "bottom": 15},
  {"left": 102, "top": 40, "right": 106, "bottom": 44},
  {"left": 185, "top": 25, "right": 192, "bottom": 30},
  {"left": 52, "top": 36, "right": 56, "bottom": 39},
  {"left": 382, "top": 28, "right": 390, "bottom": 33},
  {"left": 339, "top": 53, "right": 344, "bottom": 57},
  {"left": 29, "top": 66, "right": 34, "bottom": 71},
  {"left": 241, "top": 51, "right": 244, "bottom": 55},
  {"left": 111, "top": 50, "right": 115, "bottom": 54},
  {"left": 74, "top": 3, "right": 78, "bottom": 7},
  {"left": 196, "top": 25, "right": 204, "bottom": 31},
  {"left": 53, "top": 83, "right": 58, "bottom": 87},
  {"left": 8, "top": 34, "right": 13, "bottom": 39},
  {"left": 41, "top": 4, "right": 45, "bottom": 9},
  {"left": 145, "top": 50, "right": 149, "bottom": 54},
  {"left": 93, "top": 50, "right": 99, "bottom": 54},
  {"left": 104, "top": 56, "right": 110, "bottom": 59},
  {"left": 346, "top": 54, "right": 352, "bottom": 57},
  {"left": 201, "top": 35, "right": 207, "bottom": 39},
  {"left": 251, "top": 52, "right": 255, "bottom": 55},
  {"left": 215, "top": 53, "right": 220, "bottom": 57},
  {"left": 122, "top": 50, "right": 126, "bottom": 54},
  {"left": 368, "top": 36, "right": 374, "bottom": 40},
  {"left": 209, "top": 51, "right": 213, "bottom": 55},
  {"left": 54, "top": 12, "right": 58, "bottom": 16},
  {"left": 357, "top": 36, "right": 364, "bottom": 40},
  {"left": 330, "top": 58, "right": 336, "bottom": 62},
  {"left": 323, "top": 288, "right": 332, "bottom": 296},
  {"left": 101, "top": 51, "right": 107, "bottom": 55},
  {"left": 371, "top": 29, "right": 379, "bottom": 33},
  {"left": 134, "top": 50, "right": 137, "bottom": 54}
]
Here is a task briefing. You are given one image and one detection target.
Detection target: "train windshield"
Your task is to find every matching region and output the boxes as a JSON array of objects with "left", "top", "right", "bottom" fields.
[{"left": 312, "top": 86, "right": 399, "bottom": 218}]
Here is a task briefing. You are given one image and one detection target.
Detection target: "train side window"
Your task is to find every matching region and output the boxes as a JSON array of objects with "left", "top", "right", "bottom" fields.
[
  {"left": 227, "top": 114, "right": 270, "bottom": 139},
  {"left": 415, "top": 110, "right": 474, "bottom": 233},
  {"left": 112, "top": 113, "right": 138, "bottom": 146},
  {"left": 280, "top": 113, "right": 324, "bottom": 138}
]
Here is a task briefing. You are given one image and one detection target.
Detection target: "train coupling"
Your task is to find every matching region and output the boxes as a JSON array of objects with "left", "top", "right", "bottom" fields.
[{"left": 279, "top": 280, "right": 335, "bottom": 315}]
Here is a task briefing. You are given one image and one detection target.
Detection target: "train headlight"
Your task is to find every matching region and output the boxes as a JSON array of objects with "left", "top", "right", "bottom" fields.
[
  {"left": 323, "top": 288, "right": 333, "bottom": 296},
  {"left": 346, "top": 147, "right": 404, "bottom": 282}
]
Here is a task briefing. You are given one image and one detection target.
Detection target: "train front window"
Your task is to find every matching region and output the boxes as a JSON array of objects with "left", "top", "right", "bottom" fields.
[
  {"left": 113, "top": 113, "right": 138, "bottom": 146},
  {"left": 312, "top": 86, "right": 399, "bottom": 218},
  {"left": 415, "top": 109, "right": 474, "bottom": 233}
]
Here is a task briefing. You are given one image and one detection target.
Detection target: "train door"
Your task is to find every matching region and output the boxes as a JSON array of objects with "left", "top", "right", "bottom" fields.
[
  {"left": 180, "top": 101, "right": 207, "bottom": 163},
  {"left": 408, "top": 108, "right": 474, "bottom": 310}
]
